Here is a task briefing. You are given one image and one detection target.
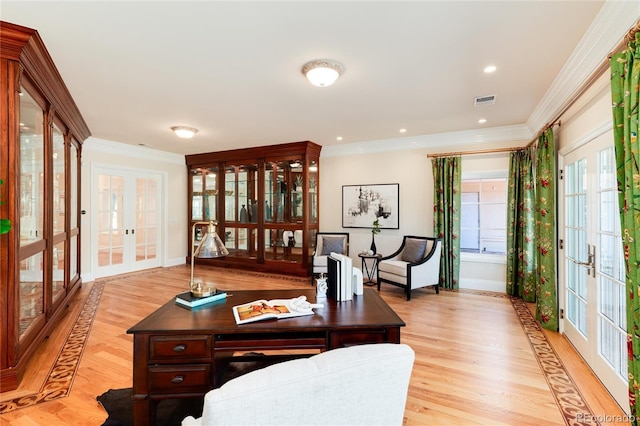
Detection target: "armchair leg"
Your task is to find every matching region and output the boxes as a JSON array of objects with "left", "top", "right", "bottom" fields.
[
  {"left": 434, "top": 284, "right": 439, "bottom": 294},
  {"left": 406, "top": 287, "right": 411, "bottom": 301}
]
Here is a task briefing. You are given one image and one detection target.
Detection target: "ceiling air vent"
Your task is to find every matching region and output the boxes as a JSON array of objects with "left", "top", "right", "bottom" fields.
[{"left": 474, "top": 94, "right": 496, "bottom": 106}]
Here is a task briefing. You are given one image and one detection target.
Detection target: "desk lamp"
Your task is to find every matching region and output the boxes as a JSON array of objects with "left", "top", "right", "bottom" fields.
[{"left": 190, "top": 221, "right": 229, "bottom": 297}]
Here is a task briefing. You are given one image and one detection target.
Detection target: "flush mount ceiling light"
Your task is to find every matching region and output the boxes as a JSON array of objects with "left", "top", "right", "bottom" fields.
[
  {"left": 171, "top": 126, "right": 199, "bottom": 139},
  {"left": 302, "top": 59, "right": 344, "bottom": 87}
]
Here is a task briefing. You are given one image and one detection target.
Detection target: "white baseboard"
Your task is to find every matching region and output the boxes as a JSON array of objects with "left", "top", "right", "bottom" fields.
[
  {"left": 459, "top": 278, "right": 506, "bottom": 293},
  {"left": 165, "top": 257, "right": 187, "bottom": 267},
  {"left": 81, "top": 272, "right": 95, "bottom": 283}
]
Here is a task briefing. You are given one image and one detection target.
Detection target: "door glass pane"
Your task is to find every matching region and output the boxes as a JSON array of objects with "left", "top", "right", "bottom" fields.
[
  {"left": 70, "top": 234, "right": 78, "bottom": 279},
  {"left": 204, "top": 167, "right": 218, "bottom": 221},
  {"left": 309, "top": 160, "right": 318, "bottom": 224},
  {"left": 135, "top": 177, "right": 159, "bottom": 262},
  {"left": 192, "top": 169, "right": 203, "bottom": 221},
  {"left": 597, "top": 146, "right": 627, "bottom": 380},
  {"left": 225, "top": 166, "right": 236, "bottom": 221},
  {"left": 52, "top": 240, "right": 66, "bottom": 303},
  {"left": 19, "top": 88, "right": 45, "bottom": 246},
  {"left": 565, "top": 157, "right": 588, "bottom": 337},
  {"left": 19, "top": 251, "right": 44, "bottom": 341},
  {"left": 97, "top": 174, "right": 125, "bottom": 267},
  {"left": 52, "top": 123, "right": 65, "bottom": 235}
]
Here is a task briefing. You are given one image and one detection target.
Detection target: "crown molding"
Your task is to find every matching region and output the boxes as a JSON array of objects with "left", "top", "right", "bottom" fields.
[
  {"left": 84, "top": 137, "right": 185, "bottom": 165},
  {"left": 527, "top": 0, "right": 640, "bottom": 132},
  {"left": 320, "top": 124, "right": 533, "bottom": 158}
]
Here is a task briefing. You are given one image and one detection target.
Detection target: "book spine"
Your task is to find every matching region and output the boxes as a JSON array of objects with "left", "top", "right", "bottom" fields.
[{"left": 179, "top": 292, "right": 226, "bottom": 307}]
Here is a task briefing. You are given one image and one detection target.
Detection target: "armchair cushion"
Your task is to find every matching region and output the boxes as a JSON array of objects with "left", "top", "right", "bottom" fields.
[
  {"left": 400, "top": 238, "right": 427, "bottom": 263},
  {"left": 320, "top": 236, "right": 345, "bottom": 256}
]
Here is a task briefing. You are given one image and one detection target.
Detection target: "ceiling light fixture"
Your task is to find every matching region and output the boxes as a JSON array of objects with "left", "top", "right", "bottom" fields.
[
  {"left": 399, "top": 128, "right": 407, "bottom": 133},
  {"left": 171, "top": 126, "right": 199, "bottom": 139},
  {"left": 302, "top": 59, "right": 344, "bottom": 87},
  {"left": 484, "top": 65, "right": 497, "bottom": 73},
  {"left": 478, "top": 118, "right": 487, "bottom": 124}
]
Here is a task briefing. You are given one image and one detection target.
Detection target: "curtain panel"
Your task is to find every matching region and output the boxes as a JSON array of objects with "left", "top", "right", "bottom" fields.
[
  {"left": 432, "top": 156, "right": 461, "bottom": 290},
  {"left": 506, "top": 149, "right": 536, "bottom": 301},
  {"left": 506, "top": 133, "right": 558, "bottom": 331},
  {"left": 535, "top": 129, "right": 558, "bottom": 330},
  {"left": 611, "top": 32, "right": 640, "bottom": 421}
]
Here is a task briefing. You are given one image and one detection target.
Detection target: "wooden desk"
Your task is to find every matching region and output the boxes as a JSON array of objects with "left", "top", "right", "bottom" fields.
[{"left": 127, "top": 288, "right": 405, "bottom": 426}]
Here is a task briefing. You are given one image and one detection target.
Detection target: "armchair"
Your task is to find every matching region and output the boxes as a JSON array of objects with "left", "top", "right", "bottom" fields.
[
  {"left": 182, "top": 343, "right": 415, "bottom": 426},
  {"left": 311, "top": 232, "right": 349, "bottom": 284},
  {"left": 377, "top": 236, "right": 442, "bottom": 301}
]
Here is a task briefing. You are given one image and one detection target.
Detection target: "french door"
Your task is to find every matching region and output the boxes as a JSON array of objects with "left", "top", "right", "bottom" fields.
[
  {"left": 561, "top": 130, "right": 627, "bottom": 410},
  {"left": 94, "top": 167, "right": 162, "bottom": 278}
]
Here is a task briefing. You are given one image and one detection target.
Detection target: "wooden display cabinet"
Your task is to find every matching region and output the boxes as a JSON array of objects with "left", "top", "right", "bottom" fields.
[
  {"left": 0, "top": 21, "right": 91, "bottom": 391},
  {"left": 186, "top": 141, "right": 321, "bottom": 276}
]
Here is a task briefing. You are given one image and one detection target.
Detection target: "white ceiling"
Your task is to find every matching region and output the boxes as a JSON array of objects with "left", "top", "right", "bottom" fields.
[{"left": 1, "top": 1, "right": 629, "bottom": 156}]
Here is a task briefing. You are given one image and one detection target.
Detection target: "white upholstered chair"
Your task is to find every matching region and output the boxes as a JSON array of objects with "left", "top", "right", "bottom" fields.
[
  {"left": 311, "top": 232, "right": 349, "bottom": 284},
  {"left": 182, "top": 343, "right": 415, "bottom": 426},
  {"left": 377, "top": 236, "right": 442, "bottom": 301}
]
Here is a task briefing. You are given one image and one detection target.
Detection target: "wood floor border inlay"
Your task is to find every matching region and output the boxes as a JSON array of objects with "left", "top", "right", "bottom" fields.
[
  {"left": 0, "top": 280, "right": 105, "bottom": 414},
  {"left": 510, "top": 296, "right": 600, "bottom": 426}
]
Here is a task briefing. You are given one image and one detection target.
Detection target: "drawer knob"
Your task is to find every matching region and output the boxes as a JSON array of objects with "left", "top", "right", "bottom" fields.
[
  {"left": 173, "top": 344, "right": 187, "bottom": 352},
  {"left": 171, "top": 375, "right": 185, "bottom": 384}
]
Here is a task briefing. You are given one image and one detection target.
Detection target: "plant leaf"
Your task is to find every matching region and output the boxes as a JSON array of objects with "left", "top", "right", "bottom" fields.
[{"left": 0, "top": 219, "right": 11, "bottom": 234}]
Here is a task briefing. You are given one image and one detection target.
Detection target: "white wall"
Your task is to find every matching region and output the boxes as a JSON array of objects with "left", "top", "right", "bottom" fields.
[
  {"left": 319, "top": 140, "right": 523, "bottom": 292},
  {"left": 80, "top": 138, "right": 187, "bottom": 282}
]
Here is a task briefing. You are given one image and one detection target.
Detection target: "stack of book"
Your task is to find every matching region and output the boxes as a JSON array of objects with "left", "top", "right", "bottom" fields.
[{"left": 175, "top": 290, "right": 227, "bottom": 310}]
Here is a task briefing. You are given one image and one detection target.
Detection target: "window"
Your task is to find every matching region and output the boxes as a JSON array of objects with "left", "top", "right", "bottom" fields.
[{"left": 461, "top": 177, "right": 507, "bottom": 254}]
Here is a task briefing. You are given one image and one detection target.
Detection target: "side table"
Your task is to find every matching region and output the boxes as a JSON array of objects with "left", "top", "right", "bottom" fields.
[{"left": 358, "top": 253, "right": 382, "bottom": 286}]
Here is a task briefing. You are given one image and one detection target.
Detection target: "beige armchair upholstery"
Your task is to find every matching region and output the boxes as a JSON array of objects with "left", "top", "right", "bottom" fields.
[
  {"left": 311, "top": 232, "right": 349, "bottom": 284},
  {"left": 377, "top": 236, "right": 442, "bottom": 301},
  {"left": 182, "top": 343, "right": 415, "bottom": 426}
]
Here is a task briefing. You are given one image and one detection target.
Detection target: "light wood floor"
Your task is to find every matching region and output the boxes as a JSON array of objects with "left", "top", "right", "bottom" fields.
[{"left": 0, "top": 265, "right": 630, "bottom": 425}]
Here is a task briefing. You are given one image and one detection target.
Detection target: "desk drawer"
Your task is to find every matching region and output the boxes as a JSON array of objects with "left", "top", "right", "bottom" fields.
[
  {"left": 148, "top": 364, "right": 212, "bottom": 394},
  {"left": 150, "top": 336, "right": 212, "bottom": 362},
  {"left": 329, "top": 329, "right": 389, "bottom": 348}
]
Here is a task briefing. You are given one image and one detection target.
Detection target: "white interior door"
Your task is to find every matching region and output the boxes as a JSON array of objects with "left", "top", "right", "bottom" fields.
[
  {"left": 94, "top": 167, "right": 162, "bottom": 278},
  {"left": 560, "top": 130, "right": 627, "bottom": 410}
]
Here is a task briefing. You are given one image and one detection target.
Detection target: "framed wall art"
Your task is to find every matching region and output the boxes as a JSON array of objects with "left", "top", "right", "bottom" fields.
[{"left": 342, "top": 183, "right": 399, "bottom": 229}]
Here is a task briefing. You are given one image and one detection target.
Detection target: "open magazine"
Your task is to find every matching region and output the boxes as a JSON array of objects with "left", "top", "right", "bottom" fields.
[{"left": 232, "top": 296, "right": 322, "bottom": 325}]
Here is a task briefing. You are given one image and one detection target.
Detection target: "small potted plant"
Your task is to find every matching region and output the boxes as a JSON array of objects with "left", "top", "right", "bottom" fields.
[{"left": 370, "top": 219, "right": 380, "bottom": 254}]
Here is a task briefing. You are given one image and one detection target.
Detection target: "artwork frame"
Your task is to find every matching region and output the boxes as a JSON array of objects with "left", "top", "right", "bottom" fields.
[{"left": 342, "top": 183, "right": 399, "bottom": 229}]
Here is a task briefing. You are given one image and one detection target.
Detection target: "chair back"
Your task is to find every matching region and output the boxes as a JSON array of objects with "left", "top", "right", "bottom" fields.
[
  {"left": 315, "top": 232, "right": 349, "bottom": 256},
  {"left": 182, "top": 343, "right": 414, "bottom": 426}
]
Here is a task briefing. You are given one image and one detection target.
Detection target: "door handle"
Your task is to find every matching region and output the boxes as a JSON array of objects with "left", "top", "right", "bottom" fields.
[{"left": 571, "top": 244, "right": 596, "bottom": 277}]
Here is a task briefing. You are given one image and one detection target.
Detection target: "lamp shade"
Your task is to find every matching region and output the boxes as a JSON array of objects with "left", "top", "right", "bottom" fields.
[
  {"left": 302, "top": 59, "right": 344, "bottom": 87},
  {"left": 195, "top": 227, "right": 229, "bottom": 258}
]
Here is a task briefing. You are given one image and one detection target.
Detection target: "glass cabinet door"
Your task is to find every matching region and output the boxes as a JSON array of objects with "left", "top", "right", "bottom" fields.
[
  {"left": 224, "top": 164, "right": 258, "bottom": 257},
  {"left": 52, "top": 122, "right": 66, "bottom": 304},
  {"left": 18, "top": 87, "right": 46, "bottom": 341}
]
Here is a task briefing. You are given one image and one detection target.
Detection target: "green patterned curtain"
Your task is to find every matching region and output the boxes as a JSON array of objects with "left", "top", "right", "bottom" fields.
[
  {"left": 506, "top": 149, "right": 536, "bottom": 301},
  {"left": 535, "top": 129, "right": 558, "bottom": 330},
  {"left": 432, "top": 156, "right": 461, "bottom": 290},
  {"left": 611, "top": 32, "right": 640, "bottom": 421}
]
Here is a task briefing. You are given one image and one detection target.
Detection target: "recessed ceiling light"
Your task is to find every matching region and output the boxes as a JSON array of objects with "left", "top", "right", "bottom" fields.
[
  {"left": 484, "top": 65, "right": 497, "bottom": 73},
  {"left": 336, "top": 136, "right": 343, "bottom": 141},
  {"left": 399, "top": 128, "right": 407, "bottom": 133},
  {"left": 478, "top": 118, "right": 487, "bottom": 124}
]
